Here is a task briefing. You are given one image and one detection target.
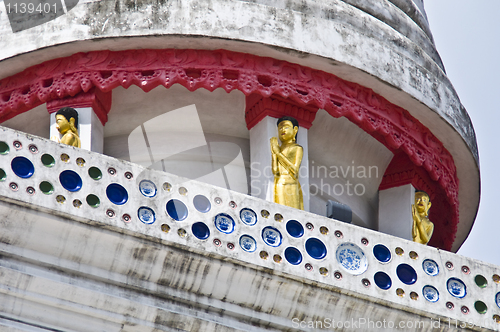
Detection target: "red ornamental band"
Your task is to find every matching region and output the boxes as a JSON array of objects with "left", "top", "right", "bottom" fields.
[{"left": 0, "top": 49, "right": 458, "bottom": 249}]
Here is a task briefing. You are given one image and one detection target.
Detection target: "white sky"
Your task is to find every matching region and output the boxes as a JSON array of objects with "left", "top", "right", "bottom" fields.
[{"left": 425, "top": 1, "right": 500, "bottom": 266}]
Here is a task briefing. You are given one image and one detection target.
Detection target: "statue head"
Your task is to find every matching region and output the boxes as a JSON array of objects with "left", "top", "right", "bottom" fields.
[
  {"left": 276, "top": 116, "right": 299, "bottom": 142},
  {"left": 55, "top": 107, "right": 79, "bottom": 135},
  {"left": 415, "top": 190, "right": 431, "bottom": 217}
]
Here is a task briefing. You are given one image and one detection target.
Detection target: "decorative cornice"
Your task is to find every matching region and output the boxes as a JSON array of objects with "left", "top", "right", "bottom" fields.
[
  {"left": 0, "top": 49, "right": 459, "bottom": 250},
  {"left": 245, "top": 94, "right": 319, "bottom": 129},
  {"left": 46, "top": 87, "right": 112, "bottom": 125}
]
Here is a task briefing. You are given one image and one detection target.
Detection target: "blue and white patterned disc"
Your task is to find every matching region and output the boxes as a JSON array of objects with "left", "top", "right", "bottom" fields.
[
  {"left": 262, "top": 227, "right": 282, "bottom": 247},
  {"left": 138, "top": 206, "right": 155, "bottom": 224},
  {"left": 496, "top": 292, "right": 500, "bottom": 309},
  {"left": 139, "top": 180, "right": 157, "bottom": 198},
  {"left": 335, "top": 243, "right": 368, "bottom": 275},
  {"left": 240, "top": 208, "right": 257, "bottom": 226},
  {"left": 239, "top": 235, "right": 257, "bottom": 252},
  {"left": 422, "top": 259, "right": 439, "bottom": 276},
  {"left": 214, "top": 213, "right": 235, "bottom": 234},
  {"left": 447, "top": 278, "right": 467, "bottom": 298},
  {"left": 423, "top": 285, "right": 439, "bottom": 302}
]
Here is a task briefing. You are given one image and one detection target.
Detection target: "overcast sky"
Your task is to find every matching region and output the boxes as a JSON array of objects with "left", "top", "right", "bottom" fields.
[{"left": 424, "top": 1, "right": 500, "bottom": 266}]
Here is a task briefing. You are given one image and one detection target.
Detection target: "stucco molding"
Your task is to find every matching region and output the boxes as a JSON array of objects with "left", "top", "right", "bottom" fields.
[{"left": 46, "top": 87, "right": 112, "bottom": 125}]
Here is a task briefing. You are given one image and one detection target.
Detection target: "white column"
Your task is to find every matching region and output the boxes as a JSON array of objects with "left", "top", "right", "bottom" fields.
[
  {"left": 378, "top": 184, "right": 415, "bottom": 240},
  {"left": 249, "top": 116, "right": 309, "bottom": 211},
  {"left": 50, "top": 107, "right": 104, "bottom": 153}
]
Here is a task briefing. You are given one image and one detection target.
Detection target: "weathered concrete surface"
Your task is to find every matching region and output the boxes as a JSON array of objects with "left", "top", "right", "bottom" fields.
[
  {"left": 0, "top": 199, "right": 496, "bottom": 331},
  {"left": 0, "top": 0, "right": 480, "bottom": 250}
]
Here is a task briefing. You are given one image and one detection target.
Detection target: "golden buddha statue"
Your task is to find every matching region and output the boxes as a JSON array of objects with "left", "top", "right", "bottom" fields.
[
  {"left": 51, "top": 107, "right": 81, "bottom": 148},
  {"left": 412, "top": 190, "right": 434, "bottom": 245},
  {"left": 270, "top": 116, "right": 304, "bottom": 210}
]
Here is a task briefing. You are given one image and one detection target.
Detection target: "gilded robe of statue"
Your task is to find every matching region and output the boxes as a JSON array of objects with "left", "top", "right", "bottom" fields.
[
  {"left": 270, "top": 117, "right": 304, "bottom": 210},
  {"left": 412, "top": 191, "right": 434, "bottom": 245}
]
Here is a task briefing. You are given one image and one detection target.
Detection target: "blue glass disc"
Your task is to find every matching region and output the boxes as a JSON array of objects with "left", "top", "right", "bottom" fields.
[
  {"left": 166, "top": 199, "right": 188, "bottom": 221},
  {"left": 285, "top": 247, "right": 302, "bottom": 265},
  {"left": 214, "top": 213, "right": 235, "bottom": 234},
  {"left": 192, "top": 222, "right": 210, "bottom": 239},
  {"left": 262, "top": 226, "right": 282, "bottom": 247},
  {"left": 396, "top": 264, "right": 417, "bottom": 285},
  {"left": 59, "top": 170, "right": 82, "bottom": 192},
  {"left": 11, "top": 156, "right": 34, "bottom": 178},
  {"left": 286, "top": 220, "right": 304, "bottom": 238},
  {"left": 193, "top": 195, "right": 211, "bottom": 213},
  {"left": 239, "top": 208, "right": 257, "bottom": 226},
  {"left": 305, "top": 238, "right": 327, "bottom": 260},
  {"left": 374, "top": 271, "right": 392, "bottom": 290},
  {"left": 239, "top": 235, "right": 257, "bottom": 252},
  {"left": 373, "top": 244, "right": 391, "bottom": 263},
  {"left": 106, "top": 183, "right": 128, "bottom": 205},
  {"left": 138, "top": 206, "right": 155, "bottom": 224}
]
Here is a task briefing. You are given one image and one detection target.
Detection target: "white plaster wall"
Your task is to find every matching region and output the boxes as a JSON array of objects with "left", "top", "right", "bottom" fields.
[
  {"left": 106, "top": 84, "right": 251, "bottom": 195},
  {"left": 308, "top": 111, "right": 393, "bottom": 229},
  {"left": 379, "top": 184, "right": 415, "bottom": 240},
  {"left": 1, "top": 104, "right": 50, "bottom": 139}
]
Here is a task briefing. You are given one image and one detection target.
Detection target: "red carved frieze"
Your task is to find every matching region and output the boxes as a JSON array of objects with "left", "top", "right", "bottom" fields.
[
  {"left": 0, "top": 49, "right": 459, "bottom": 249},
  {"left": 46, "top": 87, "right": 112, "bottom": 125},
  {"left": 245, "top": 93, "right": 319, "bottom": 129}
]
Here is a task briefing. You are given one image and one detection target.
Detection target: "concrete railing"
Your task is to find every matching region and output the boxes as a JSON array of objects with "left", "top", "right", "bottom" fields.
[{"left": 0, "top": 124, "right": 498, "bottom": 330}]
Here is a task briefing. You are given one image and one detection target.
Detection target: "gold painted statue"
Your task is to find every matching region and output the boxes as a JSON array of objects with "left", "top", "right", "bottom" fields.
[
  {"left": 270, "top": 116, "right": 304, "bottom": 210},
  {"left": 51, "top": 107, "right": 81, "bottom": 148},
  {"left": 412, "top": 190, "right": 434, "bottom": 245}
]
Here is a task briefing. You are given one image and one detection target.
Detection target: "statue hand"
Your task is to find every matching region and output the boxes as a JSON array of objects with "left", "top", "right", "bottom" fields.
[
  {"left": 270, "top": 137, "right": 280, "bottom": 154},
  {"left": 412, "top": 204, "right": 421, "bottom": 224}
]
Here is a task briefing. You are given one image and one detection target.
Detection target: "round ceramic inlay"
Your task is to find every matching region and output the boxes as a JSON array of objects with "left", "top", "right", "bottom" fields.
[
  {"left": 305, "top": 238, "right": 327, "bottom": 260},
  {"left": 239, "top": 208, "right": 257, "bottom": 226},
  {"left": 286, "top": 220, "right": 304, "bottom": 238},
  {"left": 106, "top": 183, "right": 128, "bottom": 205},
  {"left": 285, "top": 247, "right": 302, "bottom": 265},
  {"left": 422, "top": 259, "right": 439, "bottom": 276},
  {"left": 335, "top": 243, "right": 368, "bottom": 275},
  {"left": 239, "top": 235, "right": 257, "bottom": 252},
  {"left": 11, "top": 156, "right": 34, "bottom": 178},
  {"left": 262, "top": 226, "right": 282, "bottom": 247},
  {"left": 447, "top": 278, "right": 467, "bottom": 298},
  {"left": 192, "top": 222, "right": 210, "bottom": 239},
  {"left": 138, "top": 206, "right": 155, "bottom": 224},
  {"left": 166, "top": 199, "right": 188, "bottom": 221},
  {"left": 59, "top": 170, "right": 83, "bottom": 192},
  {"left": 193, "top": 195, "right": 211, "bottom": 213},
  {"left": 396, "top": 264, "right": 417, "bottom": 285},
  {"left": 373, "top": 244, "right": 391, "bottom": 263},
  {"left": 139, "top": 180, "right": 157, "bottom": 197},
  {"left": 374, "top": 271, "right": 392, "bottom": 290},
  {"left": 423, "top": 285, "right": 439, "bottom": 302},
  {"left": 214, "top": 213, "right": 235, "bottom": 234}
]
